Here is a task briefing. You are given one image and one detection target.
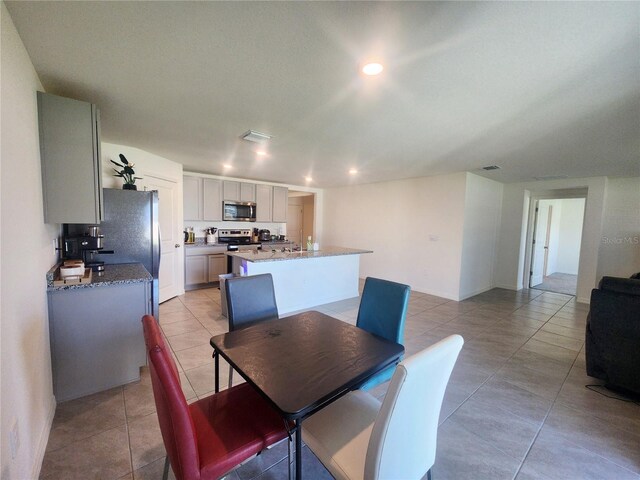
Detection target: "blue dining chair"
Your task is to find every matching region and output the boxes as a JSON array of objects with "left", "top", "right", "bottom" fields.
[
  {"left": 224, "top": 273, "right": 279, "bottom": 387},
  {"left": 356, "top": 277, "right": 411, "bottom": 391}
]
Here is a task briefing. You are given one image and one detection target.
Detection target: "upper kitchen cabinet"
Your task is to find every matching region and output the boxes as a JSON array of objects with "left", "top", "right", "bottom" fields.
[
  {"left": 240, "top": 182, "right": 256, "bottom": 202},
  {"left": 223, "top": 181, "right": 240, "bottom": 201},
  {"left": 272, "top": 186, "right": 288, "bottom": 222},
  {"left": 184, "top": 176, "right": 223, "bottom": 221},
  {"left": 223, "top": 180, "right": 256, "bottom": 202},
  {"left": 183, "top": 175, "right": 202, "bottom": 220},
  {"left": 202, "top": 178, "right": 223, "bottom": 221},
  {"left": 38, "top": 92, "right": 103, "bottom": 224},
  {"left": 255, "top": 184, "right": 273, "bottom": 222}
]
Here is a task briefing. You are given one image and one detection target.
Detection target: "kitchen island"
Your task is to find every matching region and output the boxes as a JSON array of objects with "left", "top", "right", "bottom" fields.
[
  {"left": 227, "top": 246, "right": 372, "bottom": 314},
  {"left": 46, "top": 263, "right": 152, "bottom": 401}
]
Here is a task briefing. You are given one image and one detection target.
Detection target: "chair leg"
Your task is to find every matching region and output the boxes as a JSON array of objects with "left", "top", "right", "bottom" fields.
[
  {"left": 163, "top": 456, "right": 170, "bottom": 480},
  {"left": 228, "top": 364, "right": 234, "bottom": 389}
]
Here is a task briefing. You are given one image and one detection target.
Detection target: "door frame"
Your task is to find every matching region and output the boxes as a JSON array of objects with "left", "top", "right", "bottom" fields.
[{"left": 523, "top": 188, "right": 588, "bottom": 292}]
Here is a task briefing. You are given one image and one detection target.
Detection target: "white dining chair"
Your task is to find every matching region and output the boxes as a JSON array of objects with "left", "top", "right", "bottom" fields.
[{"left": 302, "top": 334, "right": 463, "bottom": 480}]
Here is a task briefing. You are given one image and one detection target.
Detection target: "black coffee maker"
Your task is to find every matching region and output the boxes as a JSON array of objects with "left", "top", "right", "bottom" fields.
[{"left": 63, "top": 225, "right": 113, "bottom": 272}]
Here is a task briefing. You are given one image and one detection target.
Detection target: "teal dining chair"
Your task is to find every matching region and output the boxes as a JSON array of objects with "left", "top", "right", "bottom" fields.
[{"left": 356, "top": 277, "right": 411, "bottom": 391}]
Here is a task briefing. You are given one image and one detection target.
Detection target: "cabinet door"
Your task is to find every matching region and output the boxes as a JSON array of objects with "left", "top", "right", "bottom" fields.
[
  {"left": 203, "top": 178, "right": 223, "bottom": 221},
  {"left": 183, "top": 176, "right": 202, "bottom": 221},
  {"left": 223, "top": 181, "right": 240, "bottom": 201},
  {"left": 38, "top": 92, "right": 103, "bottom": 224},
  {"left": 240, "top": 183, "right": 256, "bottom": 202},
  {"left": 255, "top": 184, "right": 273, "bottom": 222},
  {"left": 185, "top": 255, "right": 207, "bottom": 285},
  {"left": 208, "top": 254, "right": 227, "bottom": 282},
  {"left": 272, "top": 186, "right": 288, "bottom": 222}
]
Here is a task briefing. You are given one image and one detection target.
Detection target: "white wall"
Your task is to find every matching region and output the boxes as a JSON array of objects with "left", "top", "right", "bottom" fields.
[
  {"left": 597, "top": 177, "right": 640, "bottom": 279},
  {"left": 494, "top": 177, "right": 607, "bottom": 303},
  {"left": 1, "top": 4, "right": 59, "bottom": 478},
  {"left": 458, "top": 174, "right": 503, "bottom": 299},
  {"left": 101, "top": 143, "right": 183, "bottom": 190},
  {"left": 323, "top": 173, "right": 468, "bottom": 300},
  {"left": 555, "top": 198, "right": 586, "bottom": 274}
]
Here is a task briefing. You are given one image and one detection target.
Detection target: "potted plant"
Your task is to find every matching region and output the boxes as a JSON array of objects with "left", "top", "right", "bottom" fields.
[{"left": 110, "top": 154, "right": 142, "bottom": 190}]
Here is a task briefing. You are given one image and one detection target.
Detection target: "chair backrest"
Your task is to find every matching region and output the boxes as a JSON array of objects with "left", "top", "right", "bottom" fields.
[
  {"left": 356, "top": 277, "right": 411, "bottom": 344},
  {"left": 142, "top": 315, "right": 199, "bottom": 480},
  {"left": 364, "top": 335, "right": 464, "bottom": 479},
  {"left": 225, "top": 273, "right": 279, "bottom": 331}
]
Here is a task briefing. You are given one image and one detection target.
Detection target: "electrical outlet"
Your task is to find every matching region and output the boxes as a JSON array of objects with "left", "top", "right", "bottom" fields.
[{"left": 9, "top": 419, "right": 19, "bottom": 459}]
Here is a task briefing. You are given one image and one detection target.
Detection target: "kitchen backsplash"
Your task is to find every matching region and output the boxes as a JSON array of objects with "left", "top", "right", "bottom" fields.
[{"left": 185, "top": 221, "right": 287, "bottom": 239}]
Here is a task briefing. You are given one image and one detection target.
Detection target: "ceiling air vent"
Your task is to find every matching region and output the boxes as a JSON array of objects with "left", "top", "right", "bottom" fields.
[
  {"left": 240, "top": 130, "right": 272, "bottom": 143},
  {"left": 481, "top": 165, "right": 501, "bottom": 171}
]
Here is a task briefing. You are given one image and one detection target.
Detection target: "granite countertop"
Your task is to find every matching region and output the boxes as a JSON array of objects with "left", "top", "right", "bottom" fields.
[
  {"left": 185, "top": 239, "right": 223, "bottom": 247},
  {"left": 226, "top": 246, "right": 372, "bottom": 263},
  {"left": 47, "top": 263, "right": 152, "bottom": 291}
]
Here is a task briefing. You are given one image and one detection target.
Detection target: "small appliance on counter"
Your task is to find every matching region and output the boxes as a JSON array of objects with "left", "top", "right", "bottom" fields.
[
  {"left": 184, "top": 227, "right": 196, "bottom": 244},
  {"left": 62, "top": 225, "right": 113, "bottom": 273},
  {"left": 258, "top": 229, "right": 271, "bottom": 241},
  {"left": 252, "top": 228, "right": 259, "bottom": 243}
]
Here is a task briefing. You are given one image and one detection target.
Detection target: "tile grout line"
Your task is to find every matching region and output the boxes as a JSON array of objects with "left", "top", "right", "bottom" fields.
[{"left": 121, "top": 387, "right": 136, "bottom": 480}]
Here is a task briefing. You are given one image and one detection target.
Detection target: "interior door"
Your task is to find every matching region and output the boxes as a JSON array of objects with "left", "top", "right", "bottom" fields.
[
  {"left": 140, "top": 175, "right": 181, "bottom": 302},
  {"left": 287, "top": 204, "right": 303, "bottom": 246},
  {"left": 530, "top": 202, "right": 550, "bottom": 287}
]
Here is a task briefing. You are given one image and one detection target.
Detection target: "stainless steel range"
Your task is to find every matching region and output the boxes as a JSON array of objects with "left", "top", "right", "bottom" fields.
[{"left": 217, "top": 229, "right": 261, "bottom": 273}]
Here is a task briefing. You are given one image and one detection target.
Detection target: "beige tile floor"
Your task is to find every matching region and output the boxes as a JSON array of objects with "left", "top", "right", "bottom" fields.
[{"left": 39, "top": 283, "right": 640, "bottom": 480}]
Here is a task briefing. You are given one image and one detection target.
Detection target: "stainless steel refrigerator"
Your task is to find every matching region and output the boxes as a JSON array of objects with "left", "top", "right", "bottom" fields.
[{"left": 93, "top": 188, "right": 160, "bottom": 318}]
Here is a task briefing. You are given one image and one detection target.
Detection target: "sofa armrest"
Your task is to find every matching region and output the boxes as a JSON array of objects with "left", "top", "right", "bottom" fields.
[{"left": 599, "top": 277, "right": 640, "bottom": 296}]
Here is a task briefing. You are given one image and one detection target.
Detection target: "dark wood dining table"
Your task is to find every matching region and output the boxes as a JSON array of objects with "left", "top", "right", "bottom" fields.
[{"left": 209, "top": 310, "right": 404, "bottom": 480}]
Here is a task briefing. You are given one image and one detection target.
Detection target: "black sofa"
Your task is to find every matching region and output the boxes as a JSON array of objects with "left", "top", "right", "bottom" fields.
[{"left": 585, "top": 273, "right": 640, "bottom": 394}]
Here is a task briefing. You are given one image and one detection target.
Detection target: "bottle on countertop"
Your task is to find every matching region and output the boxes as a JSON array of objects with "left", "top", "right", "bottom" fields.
[{"left": 306, "top": 236, "right": 313, "bottom": 251}]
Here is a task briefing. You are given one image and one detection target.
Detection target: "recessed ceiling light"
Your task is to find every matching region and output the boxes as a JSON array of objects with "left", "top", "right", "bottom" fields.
[
  {"left": 305, "top": 176, "right": 313, "bottom": 182},
  {"left": 362, "top": 63, "right": 383, "bottom": 76},
  {"left": 256, "top": 150, "right": 267, "bottom": 157},
  {"left": 223, "top": 164, "right": 232, "bottom": 169},
  {"left": 349, "top": 168, "right": 358, "bottom": 175}
]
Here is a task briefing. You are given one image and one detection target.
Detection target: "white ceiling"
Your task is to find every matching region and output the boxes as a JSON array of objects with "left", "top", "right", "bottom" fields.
[{"left": 6, "top": 1, "right": 639, "bottom": 187}]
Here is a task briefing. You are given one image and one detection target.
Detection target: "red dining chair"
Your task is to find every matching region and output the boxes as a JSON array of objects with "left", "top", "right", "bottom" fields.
[{"left": 141, "top": 315, "right": 288, "bottom": 480}]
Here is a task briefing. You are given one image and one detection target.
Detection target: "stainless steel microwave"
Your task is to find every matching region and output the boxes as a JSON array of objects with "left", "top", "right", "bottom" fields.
[{"left": 223, "top": 200, "right": 256, "bottom": 222}]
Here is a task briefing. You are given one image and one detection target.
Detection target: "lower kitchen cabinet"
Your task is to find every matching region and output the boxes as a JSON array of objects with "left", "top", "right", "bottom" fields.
[
  {"left": 48, "top": 281, "right": 151, "bottom": 402},
  {"left": 185, "top": 245, "right": 228, "bottom": 290},
  {"left": 185, "top": 255, "right": 207, "bottom": 285},
  {"left": 208, "top": 253, "right": 226, "bottom": 282}
]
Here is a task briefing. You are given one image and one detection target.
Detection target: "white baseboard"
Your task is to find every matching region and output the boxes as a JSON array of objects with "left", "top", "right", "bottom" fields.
[
  {"left": 458, "top": 285, "right": 495, "bottom": 301},
  {"left": 31, "top": 395, "right": 56, "bottom": 480},
  {"left": 493, "top": 283, "right": 520, "bottom": 291},
  {"left": 576, "top": 296, "right": 590, "bottom": 305}
]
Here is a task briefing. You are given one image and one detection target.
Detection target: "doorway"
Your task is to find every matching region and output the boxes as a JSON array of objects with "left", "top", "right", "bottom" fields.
[
  {"left": 287, "top": 191, "right": 315, "bottom": 247},
  {"left": 529, "top": 197, "right": 586, "bottom": 295}
]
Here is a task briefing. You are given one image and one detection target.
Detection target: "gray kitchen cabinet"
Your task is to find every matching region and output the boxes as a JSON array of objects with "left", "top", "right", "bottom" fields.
[
  {"left": 223, "top": 181, "right": 240, "bottom": 201},
  {"left": 185, "top": 245, "right": 228, "bottom": 289},
  {"left": 272, "top": 186, "right": 288, "bottom": 222},
  {"left": 240, "top": 182, "right": 256, "bottom": 202},
  {"left": 203, "top": 178, "right": 223, "bottom": 221},
  {"left": 48, "top": 282, "right": 150, "bottom": 402},
  {"left": 185, "top": 255, "right": 207, "bottom": 285},
  {"left": 183, "top": 175, "right": 203, "bottom": 220},
  {"left": 208, "top": 253, "right": 227, "bottom": 282},
  {"left": 256, "top": 184, "right": 273, "bottom": 222},
  {"left": 38, "top": 92, "right": 103, "bottom": 224}
]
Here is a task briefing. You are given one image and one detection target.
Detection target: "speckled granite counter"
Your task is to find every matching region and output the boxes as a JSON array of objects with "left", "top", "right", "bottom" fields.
[
  {"left": 227, "top": 246, "right": 372, "bottom": 263},
  {"left": 47, "top": 263, "right": 152, "bottom": 291}
]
